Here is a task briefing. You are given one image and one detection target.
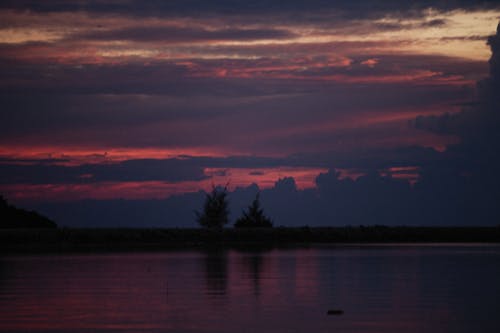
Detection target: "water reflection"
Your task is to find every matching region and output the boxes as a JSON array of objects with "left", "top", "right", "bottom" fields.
[
  {"left": 203, "top": 250, "right": 228, "bottom": 296},
  {"left": 0, "top": 246, "right": 499, "bottom": 333},
  {"left": 238, "top": 250, "right": 267, "bottom": 296}
]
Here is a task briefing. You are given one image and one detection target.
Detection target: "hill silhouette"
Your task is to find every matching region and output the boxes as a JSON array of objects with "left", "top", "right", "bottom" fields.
[{"left": 0, "top": 195, "right": 57, "bottom": 229}]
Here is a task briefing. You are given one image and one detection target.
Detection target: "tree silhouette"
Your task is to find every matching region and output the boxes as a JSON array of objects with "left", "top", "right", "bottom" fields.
[
  {"left": 234, "top": 193, "right": 273, "bottom": 228},
  {"left": 195, "top": 185, "right": 229, "bottom": 229},
  {"left": 0, "top": 195, "right": 7, "bottom": 209}
]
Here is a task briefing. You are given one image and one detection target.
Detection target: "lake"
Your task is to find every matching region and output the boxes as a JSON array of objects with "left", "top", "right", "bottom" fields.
[{"left": 1, "top": 244, "right": 499, "bottom": 332}]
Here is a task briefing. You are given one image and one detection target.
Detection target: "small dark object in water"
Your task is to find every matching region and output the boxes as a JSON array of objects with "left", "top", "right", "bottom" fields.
[{"left": 327, "top": 309, "right": 344, "bottom": 315}]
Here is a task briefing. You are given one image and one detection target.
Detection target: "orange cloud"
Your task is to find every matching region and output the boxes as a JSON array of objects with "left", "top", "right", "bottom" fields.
[
  {"left": 204, "top": 167, "right": 328, "bottom": 190},
  {"left": 0, "top": 145, "right": 231, "bottom": 166},
  {"left": 0, "top": 166, "right": 328, "bottom": 202},
  {"left": 361, "top": 58, "right": 379, "bottom": 67}
]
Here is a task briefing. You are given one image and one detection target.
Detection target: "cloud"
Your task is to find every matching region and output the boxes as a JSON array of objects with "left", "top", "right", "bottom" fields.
[
  {"left": 407, "top": 21, "right": 500, "bottom": 223},
  {"left": 361, "top": 58, "right": 379, "bottom": 67},
  {"left": 0, "top": 146, "right": 448, "bottom": 204},
  {"left": 0, "top": 62, "right": 189, "bottom": 94},
  {"left": 0, "top": 158, "right": 208, "bottom": 184},
  {"left": 0, "top": 55, "right": 473, "bottom": 153},
  {"left": 374, "top": 18, "right": 448, "bottom": 31},
  {"left": 29, "top": 163, "right": 500, "bottom": 227},
  {"left": 2, "top": 1, "right": 499, "bottom": 19},
  {"left": 75, "top": 26, "right": 296, "bottom": 43},
  {"left": 420, "top": 18, "right": 447, "bottom": 27},
  {"left": 486, "top": 22, "right": 500, "bottom": 88},
  {"left": 248, "top": 171, "right": 265, "bottom": 176},
  {"left": 413, "top": 22, "right": 500, "bottom": 155},
  {"left": 0, "top": 51, "right": 482, "bottom": 94}
]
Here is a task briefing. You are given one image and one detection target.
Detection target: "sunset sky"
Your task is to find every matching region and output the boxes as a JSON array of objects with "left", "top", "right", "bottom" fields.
[{"left": 1, "top": 1, "right": 499, "bottom": 226}]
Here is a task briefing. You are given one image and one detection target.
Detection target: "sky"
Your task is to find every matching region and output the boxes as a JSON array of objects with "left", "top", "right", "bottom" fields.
[{"left": 1, "top": 1, "right": 500, "bottom": 227}]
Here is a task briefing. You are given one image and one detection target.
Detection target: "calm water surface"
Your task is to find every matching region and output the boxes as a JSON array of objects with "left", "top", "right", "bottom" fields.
[{"left": 1, "top": 244, "right": 499, "bottom": 333}]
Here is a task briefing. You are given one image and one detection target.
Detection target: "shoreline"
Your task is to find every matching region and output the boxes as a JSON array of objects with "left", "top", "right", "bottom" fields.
[{"left": 1, "top": 226, "right": 499, "bottom": 254}]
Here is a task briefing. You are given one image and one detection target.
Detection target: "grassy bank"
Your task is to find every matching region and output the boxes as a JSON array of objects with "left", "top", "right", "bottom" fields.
[{"left": 1, "top": 226, "right": 500, "bottom": 253}]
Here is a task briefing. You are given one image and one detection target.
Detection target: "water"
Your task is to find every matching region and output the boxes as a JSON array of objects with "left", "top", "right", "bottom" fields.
[{"left": 1, "top": 244, "right": 499, "bottom": 333}]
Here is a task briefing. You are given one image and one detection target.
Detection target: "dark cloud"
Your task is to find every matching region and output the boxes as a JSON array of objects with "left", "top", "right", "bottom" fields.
[
  {"left": 248, "top": 171, "right": 265, "bottom": 176},
  {"left": 0, "top": 52, "right": 484, "bottom": 94},
  {"left": 0, "top": 157, "right": 70, "bottom": 164},
  {"left": 439, "top": 35, "right": 490, "bottom": 41},
  {"left": 0, "top": 154, "right": 302, "bottom": 186},
  {"left": 413, "top": 22, "right": 500, "bottom": 154},
  {"left": 0, "top": 61, "right": 188, "bottom": 95},
  {"left": 0, "top": 54, "right": 474, "bottom": 150},
  {"left": 287, "top": 146, "right": 447, "bottom": 170},
  {"left": 374, "top": 18, "right": 448, "bottom": 31},
  {"left": 420, "top": 18, "right": 447, "bottom": 27},
  {"left": 0, "top": 146, "right": 445, "bottom": 186},
  {"left": 0, "top": 144, "right": 444, "bottom": 190},
  {"left": 29, "top": 164, "right": 500, "bottom": 227},
  {"left": 75, "top": 26, "right": 295, "bottom": 43},
  {"left": 487, "top": 23, "right": 500, "bottom": 82},
  {"left": 0, "top": 158, "right": 208, "bottom": 184},
  {"left": 1, "top": 1, "right": 499, "bottom": 19},
  {"left": 407, "top": 21, "right": 500, "bottom": 224}
]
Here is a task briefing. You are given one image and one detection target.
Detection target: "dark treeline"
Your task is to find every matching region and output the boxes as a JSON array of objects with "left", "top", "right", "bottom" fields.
[{"left": 1, "top": 226, "right": 499, "bottom": 253}]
